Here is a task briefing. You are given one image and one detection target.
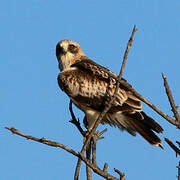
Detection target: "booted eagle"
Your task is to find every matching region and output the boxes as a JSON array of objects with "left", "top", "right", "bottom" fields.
[{"left": 56, "top": 39, "right": 163, "bottom": 147}]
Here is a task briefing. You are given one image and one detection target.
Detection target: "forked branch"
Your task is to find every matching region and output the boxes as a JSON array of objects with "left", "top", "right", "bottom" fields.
[
  {"left": 164, "top": 138, "right": 180, "bottom": 157},
  {"left": 162, "top": 73, "right": 180, "bottom": 128}
]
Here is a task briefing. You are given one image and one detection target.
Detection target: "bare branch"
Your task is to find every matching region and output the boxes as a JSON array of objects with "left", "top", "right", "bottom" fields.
[
  {"left": 96, "top": 128, "right": 107, "bottom": 140},
  {"left": 79, "top": 153, "right": 119, "bottom": 180},
  {"left": 164, "top": 138, "right": 180, "bottom": 157},
  {"left": 74, "top": 159, "right": 81, "bottom": 180},
  {"left": 103, "top": 163, "right": 108, "bottom": 172},
  {"left": 6, "top": 127, "right": 119, "bottom": 180},
  {"left": 118, "top": 25, "right": 138, "bottom": 81},
  {"left": 86, "top": 142, "right": 92, "bottom": 180},
  {"left": 176, "top": 141, "right": 180, "bottom": 147},
  {"left": 92, "top": 136, "right": 97, "bottom": 165},
  {"left": 74, "top": 25, "right": 138, "bottom": 179},
  {"left": 177, "top": 161, "right": 180, "bottom": 180},
  {"left": 69, "top": 100, "right": 86, "bottom": 136},
  {"left": 5, "top": 127, "right": 78, "bottom": 156},
  {"left": 119, "top": 79, "right": 178, "bottom": 127},
  {"left": 114, "top": 168, "right": 126, "bottom": 180},
  {"left": 162, "top": 73, "right": 180, "bottom": 128}
]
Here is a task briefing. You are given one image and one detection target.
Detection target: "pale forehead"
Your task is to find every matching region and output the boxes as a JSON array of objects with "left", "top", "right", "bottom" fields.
[{"left": 59, "top": 39, "right": 80, "bottom": 47}]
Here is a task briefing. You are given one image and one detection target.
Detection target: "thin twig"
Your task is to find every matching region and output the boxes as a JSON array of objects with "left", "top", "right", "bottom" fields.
[
  {"left": 92, "top": 135, "right": 97, "bottom": 165},
  {"left": 114, "top": 168, "right": 126, "bottom": 180},
  {"left": 162, "top": 73, "right": 180, "bottom": 128},
  {"left": 79, "top": 153, "right": 119, "bottom": 180},
  {"left": 177, "top": 161, "right": 180, "bottom": 180},
  {"left": 5, "top": 127, "right": 78, "bottom": 156},
  {"left": 69, "top": 100, "right": 86, "bottom": 136},
  {"left": 74, "top": 159, "right": 81, "bottom": 180},
  {"left": 86, "top": 141, "right": 92, "bottom": 180},
  {"left": 96, "top": 128, "right": 107, "bottom": 140},
  {"left": 103, "top": 163, "right": 108, "bottom": 172},
  {"left": 176, "top": 141, "right": 180, "bottom": 147},
  {"left": 74, "top": 25, "right": 138, "bottom": 179},
  {"left": 164, "top": 138, "right": 180, "bottom": 157},
  {"left": 6, "top": 127, "right": 119, "bottom": 180}
]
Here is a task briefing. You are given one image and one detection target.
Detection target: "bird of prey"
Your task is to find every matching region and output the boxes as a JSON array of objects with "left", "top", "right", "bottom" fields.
[{"left": 56, "top": 39, "right": 163, "bottom": 147}]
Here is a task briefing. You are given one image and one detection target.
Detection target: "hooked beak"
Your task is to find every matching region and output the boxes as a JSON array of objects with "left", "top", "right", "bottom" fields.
[{"left": 56, "top": 43, "right": 67, "bottom": 58}]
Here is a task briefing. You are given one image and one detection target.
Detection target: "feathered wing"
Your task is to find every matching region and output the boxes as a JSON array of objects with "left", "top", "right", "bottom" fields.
[{"left": 58, "top": 57, "right": 163, "bottom": 146}]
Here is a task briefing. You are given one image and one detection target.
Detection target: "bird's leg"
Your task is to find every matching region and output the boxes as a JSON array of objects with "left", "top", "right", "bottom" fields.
[
  {"left": 69, "top": 101, "right": 107, "bottom": 143},
  {"left": 83, "top": 129, "right": 107, "bottom": 143},
  {"left": 82, "top": 116, "right": 91, "bottom": 143},
  {"left": 83, "top": 116, "right": 107, "bottom": 143}
]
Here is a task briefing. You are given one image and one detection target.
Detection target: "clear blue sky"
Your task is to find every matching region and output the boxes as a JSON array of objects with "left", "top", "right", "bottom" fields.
[{"left": 1, "top": 1, "right": 180, "bottom": 179}]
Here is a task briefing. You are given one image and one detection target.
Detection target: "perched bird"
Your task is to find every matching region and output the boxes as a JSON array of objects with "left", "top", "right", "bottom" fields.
[{"left": 56, "top": 39, "right": 163, "bottom": 147}]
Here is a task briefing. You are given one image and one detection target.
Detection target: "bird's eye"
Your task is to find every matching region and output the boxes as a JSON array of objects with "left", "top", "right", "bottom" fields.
[{"left": 68, "top": 44, "right": 78, "bottom": 53}]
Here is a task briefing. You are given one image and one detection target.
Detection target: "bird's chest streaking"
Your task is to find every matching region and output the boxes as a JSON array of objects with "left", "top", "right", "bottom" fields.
[
  {"left": 58, "top": 67, "right": 128, "bottom": 113},
  {"left": 58, "top": 67, "right": 107, "bottom": 110}
]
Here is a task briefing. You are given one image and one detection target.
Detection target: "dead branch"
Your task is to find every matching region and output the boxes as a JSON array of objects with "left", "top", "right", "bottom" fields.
[
  {"left": 118, "top": 72, "right": 180, "bottom": 129},
  {"left": 69, "top": 100, "right": 86, "bottom": 136},
  {"left": 103, "top": 163, "right": 108, "bottom": 172},
  {"left": 5, "top": 127, "right": 119, "bottom": 180},
  {"left": 162, "top": 73, "right": 180, "bottom": 128},
  {"left": 165, "top": 138, "right": 180, "bottom": 180},
  {"left": 176, "top": 141, "right": 180, "bottom": 147},
  {"left": 78, "top": 153, "right": 119, "bottom": 180},
  {"left": 164, "top": 138, "right": 180, "bottom": 157},
  {"left": 114, "top": 168, "right": 126, "bottom": 180},
  {"left": 177, "top": 161, "right": 180, "bottom": 180},
  {"left": 119, "top": 79, "right": 178, "bottom": 126},
  {"left": 74, "top": 25, "right": 138, "bottom": 179},
  {"left": 86, "top": 142, "right": 92, "bottom": 180},
  {"left": 5, "top": 127, "right": 78, "bottom": 156},
  {"left": 92, "top": 136, "right": 97, "bottom": 166}
]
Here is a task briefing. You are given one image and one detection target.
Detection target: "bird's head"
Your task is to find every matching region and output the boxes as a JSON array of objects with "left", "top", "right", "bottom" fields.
[{"left": 56, "top": 40, "right": 85, "bottom": 71}]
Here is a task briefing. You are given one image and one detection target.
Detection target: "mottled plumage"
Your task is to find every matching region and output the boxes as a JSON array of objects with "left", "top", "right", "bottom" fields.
[{"left": 56, "top": 39, "right": 163, "bottom": 147}]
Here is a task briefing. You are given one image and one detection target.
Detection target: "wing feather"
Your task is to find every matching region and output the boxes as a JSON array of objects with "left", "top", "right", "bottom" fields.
[
  {"left": 58, "top": 66, "right": 128, "bottom": 112},
  {"left": 69, "top": 57, "right": 142, "bottom": 112}
]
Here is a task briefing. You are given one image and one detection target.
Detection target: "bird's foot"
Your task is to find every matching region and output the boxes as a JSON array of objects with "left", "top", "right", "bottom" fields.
[{"left": 82, "top": 128, "right": 107, "bottom": 144}]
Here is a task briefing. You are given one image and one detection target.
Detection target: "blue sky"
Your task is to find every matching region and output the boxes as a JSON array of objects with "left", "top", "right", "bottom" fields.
[{"left": 1, "top": 0, "right": 180, "bottom": 179}]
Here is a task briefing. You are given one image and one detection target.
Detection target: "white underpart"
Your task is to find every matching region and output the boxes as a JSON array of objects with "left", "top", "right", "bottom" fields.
[
  {"left": 85, "top": 109, "right": 129, "bottom": 132},
  {"left": 62, "top": 66, "right": 78, "bottom": 72},
  {"left": 110, "top": 112, "right": 130, "bottom": 128},
  {"left": 62, "top": 67, "right": 81, "bottom": 97},
  {"left": 85, "top": 109, "right": 100, "bottom": 131}
]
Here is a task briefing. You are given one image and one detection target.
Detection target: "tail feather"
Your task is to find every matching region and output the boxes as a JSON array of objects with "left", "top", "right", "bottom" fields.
[
  {"left": 140, "top": 112, "right": 163, "bottom": 133},
  {"left": 104, "top": 113, "right": 136, "bottom": 136},
  {"left": 103, "top": 111, "right": 163, "bottom": 147},
  {"left": 126, "top": 112, "right": 163, "bottom": 147}
]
